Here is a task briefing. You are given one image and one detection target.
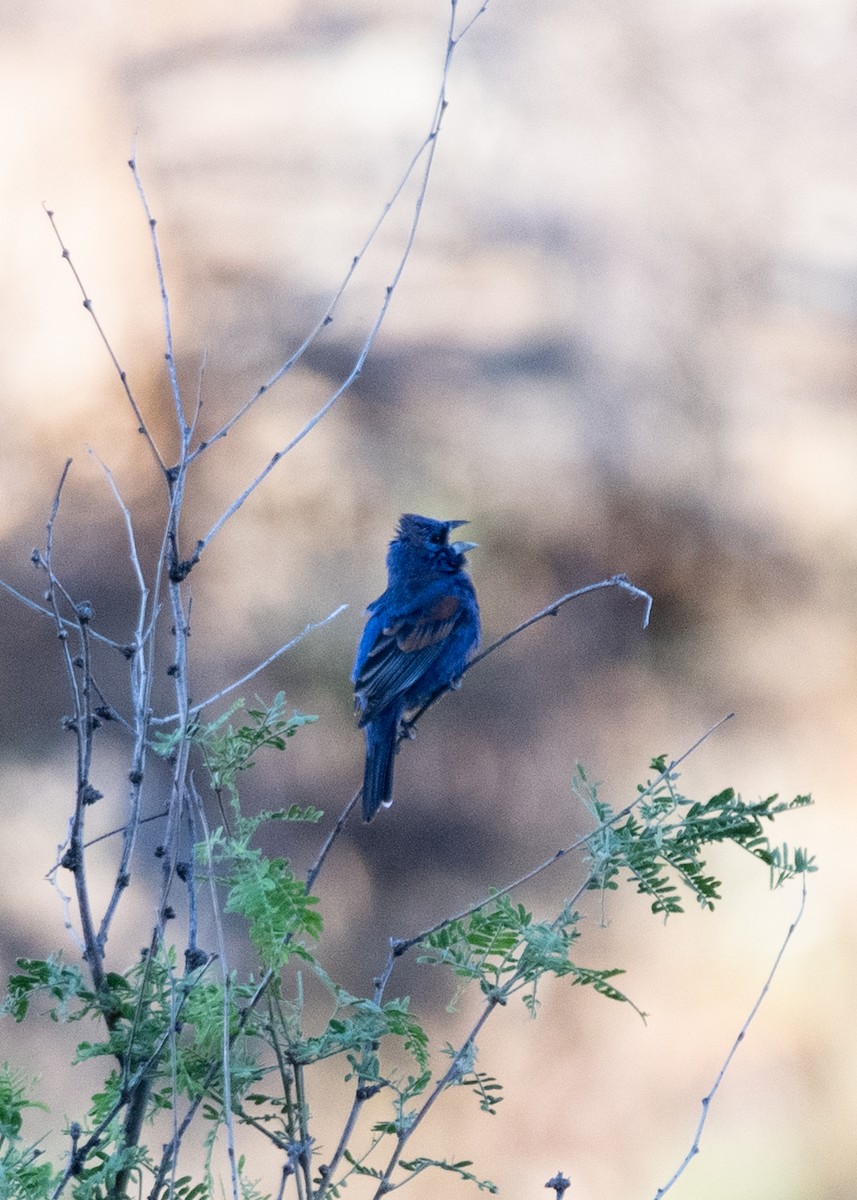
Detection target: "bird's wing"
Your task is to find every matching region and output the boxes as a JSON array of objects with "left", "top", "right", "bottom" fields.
[{"left": 354, "top": 594, "right": 464, "bottom": 719}]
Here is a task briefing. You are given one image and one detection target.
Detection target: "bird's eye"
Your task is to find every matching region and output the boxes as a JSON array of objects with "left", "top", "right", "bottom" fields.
[{"left": 430, "top": 529, "right": 446, "bottom": 545}]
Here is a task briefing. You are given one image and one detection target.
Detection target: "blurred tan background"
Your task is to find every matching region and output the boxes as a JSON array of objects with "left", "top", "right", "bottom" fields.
[{"left": 0, "top": 0, "right": 853, "bottom": 1197}]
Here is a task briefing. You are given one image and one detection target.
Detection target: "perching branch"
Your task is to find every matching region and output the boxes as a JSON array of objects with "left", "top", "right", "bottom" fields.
[{"left": 307, "top": 573, "right": 655, "bottom": 889}]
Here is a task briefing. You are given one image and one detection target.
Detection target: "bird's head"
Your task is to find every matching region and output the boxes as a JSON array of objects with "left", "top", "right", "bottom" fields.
[{"left": 389, "top": 513, "right": 478, "bottom": 577}]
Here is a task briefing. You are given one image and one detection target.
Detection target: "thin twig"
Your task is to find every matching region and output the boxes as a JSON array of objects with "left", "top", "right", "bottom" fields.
[
  {"left": 0, "top": 570, "right": 136, "bottom": 651},
  {"left": 43, "top": 206, "right": 167, "bottom": 470},
  {"left": 129, "top": 156, "right": 187, "bottom": 436},
  {"left": 186, "top": 0, "right": 486, "bottom": 467},
  {"left": 88, "top": 447, "right": 154, "bottom": 952},
  {"left": 150, "top": 604, "right": 348, "bottom": 727},
  {"left": 193, "top": 0, "right": 470, "bottom": 558},
  {"left": 305, "top": 790, "right": 361, "bottom": 893},
  {"left": 471, "top": 573, "right": 652, "bottom": 671},
  {"left": 652, "top": 874, "right": 809, "bottom": 1198},
  {"left": 41, "top": 461, "right": 106, "bottom": 991}
]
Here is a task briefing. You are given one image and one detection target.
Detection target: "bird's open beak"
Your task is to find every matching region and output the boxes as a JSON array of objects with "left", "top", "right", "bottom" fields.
[{"left": 446, "top": 519, "right": 476, "bottom": 555}]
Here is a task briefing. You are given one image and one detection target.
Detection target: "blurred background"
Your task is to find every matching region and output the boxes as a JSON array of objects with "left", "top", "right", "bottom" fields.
[{"left": 0, "top": 0, "right": 852, "bottom": 1196}]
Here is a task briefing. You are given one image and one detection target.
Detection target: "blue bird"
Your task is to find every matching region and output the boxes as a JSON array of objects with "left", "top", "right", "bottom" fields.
[{"left": 353, "top": 513, "right": 481, "bottom": 821}]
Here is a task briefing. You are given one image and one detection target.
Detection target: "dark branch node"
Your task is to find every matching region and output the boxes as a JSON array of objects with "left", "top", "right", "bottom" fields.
[
  {"left": 356, "top": 1083, "right": 383, "bottom": 1102},
  {"left": 75, "top": 600, "right": 94, "bottom": 623},
  {"left": 94, "top": 704, "right": 116, "bottom": 721},
  {"left": 61, "top": 716, "right": 77, "bottom": 732},
  {"left": 128, "top": 769, "right": 144, "bottom": 785},
  {"left": 60, "top": 846, "right": 79, "bottom": 872},
  {"left": 154, "top": 845, "right": 165, "bottom": 858},
  {"left": 30, "top": 548, "right": 41, "bottom": 566},
  {"left": 161, "top": 906, "right": 176, "bottom": 921},
  {"left": 185, "top": 947, "right": 209, "bottom": 972},
  {"left": 175, "top": 860, "right": 190, "bottom": 883},
  {"left": 79, "top": 783, "right": 103, "bottom": 806},
  {"left": 166, "top": 663, "right": 179, "bottom": 677},
  {"left": 168, "top": 553, "right": 199, "bottom": 582}
]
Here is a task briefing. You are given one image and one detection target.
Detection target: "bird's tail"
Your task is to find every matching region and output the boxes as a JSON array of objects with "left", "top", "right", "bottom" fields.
[{"left": 362, "top": 716, "right": 397, "bottom": 822}]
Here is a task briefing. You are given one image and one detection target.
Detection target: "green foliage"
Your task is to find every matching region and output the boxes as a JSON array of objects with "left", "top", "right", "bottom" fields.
[
  {"left": 398, "top": 1156, "right": 499, "bottom": 1193},
  {"left": 0, "top": 1065, "right": 55, "bottom": 1198},
  {"left": 153, "top": 693, "right": 321, "bottom": 819},
  {"left": 577, "top": 760, "right": 815, "bottom": 916},
  {"left": 2, "top": 956, "right": 87, "bottom": 1023},
  {"left": 419, "top": 893, "right": 636, "bottom": 1015},
  {"left": 1, "top": 711, "right": 815, "bottom": 1199},
  {"left": 204, "top": 827, "right": 323, "bottom": 972}
]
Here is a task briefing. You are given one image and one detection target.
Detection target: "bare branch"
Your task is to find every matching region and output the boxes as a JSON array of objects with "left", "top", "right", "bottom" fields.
[
  {"left": 43, "top": 206, "right": 167, "bottom": 470},
  {"left": 187, "top": 3, "right": 495, "bottom": 466},
  {"left": 468, "top": 573, "right": 652, "bottom": 676},
  {"left": 653, "top": 874, "right": 809, "bottom": 1198},
  {"left": 150, "top": 604, "right": 348, "bottom": 728},
  {"left": 305, "top": 789, "right": 361, "bottom": 893},
  {"left": 129, "top": 155, "right": 188, "bottom": 438},
  {"left": 193, "top": 0, "right": 477, "bottom": 556}
]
